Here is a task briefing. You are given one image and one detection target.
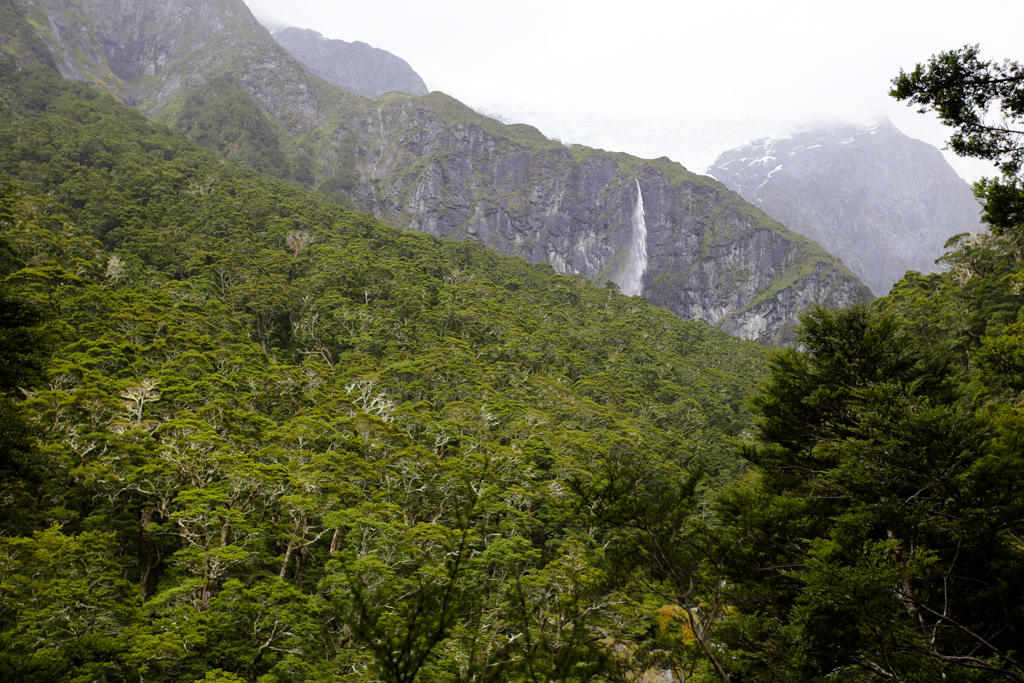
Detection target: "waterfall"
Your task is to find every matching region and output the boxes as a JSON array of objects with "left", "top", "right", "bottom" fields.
[{"left": 620, "top": 179, "right": 648, "bottom": 296}]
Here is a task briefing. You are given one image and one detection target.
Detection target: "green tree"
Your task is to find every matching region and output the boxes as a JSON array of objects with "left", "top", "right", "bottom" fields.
[
  {"left": 891, "top": 45, "right": 1023, "bottom": 230},
  {"left": 0, "top": 526, "right": 140, "bottom": 682},
  {"left": 720, "top": 305, "right": 1024, "bottom": 682},
  {"left": 0, "top": 283, "right": 51, "bottom": 481}
]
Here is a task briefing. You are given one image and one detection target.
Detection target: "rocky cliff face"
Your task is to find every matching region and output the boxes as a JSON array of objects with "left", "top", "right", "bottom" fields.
[
  {"left": 22, "top": 0, "right": 325, "bottom": 130},
  {"left": 272, "top": 27, "right": 428, "bottom": 99},
  {"left": 708, "top": 120, "right": 983, "bottom": 295},
  {"left": 0, "top": 0, "right": 57, "bottom": 70},
  {"left": 10, "top": 0, "right": 867, "bottom": 343},
  {"left": 311, "top": 94, "right": 866, "bottom": 343}
]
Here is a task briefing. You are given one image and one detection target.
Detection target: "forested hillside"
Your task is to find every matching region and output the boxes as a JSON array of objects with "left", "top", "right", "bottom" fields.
[
  {"left": 0, "top": 38, "right": 1022, "bottom": 683},
  {"left": 0, "top": 68, "right": 765, "bottom": 681},
  {"left": 684, "top": 46, "right": 1024, "bottom": 682}
]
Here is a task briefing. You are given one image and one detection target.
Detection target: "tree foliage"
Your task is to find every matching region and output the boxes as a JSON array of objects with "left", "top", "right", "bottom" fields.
[
  {"left": 891, "top": 44, "right": 1024, "bottom": 230},
  {"left": 678, "top": 44, "right": 1024, "bottom": 683},
  {"left": 0, "top": 66, "right": 765, "bottom": 682},
  {"left": 713, "top": 306, "right": 1023, "bottom": 682},
  {"left": 175, "top": 74, "right": 292, "bottom": 180}
]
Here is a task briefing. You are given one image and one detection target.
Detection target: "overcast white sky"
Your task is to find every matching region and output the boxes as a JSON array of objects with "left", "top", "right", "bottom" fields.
[{"left": 244, "top": 0, "right": 1023, "bottom": 181}]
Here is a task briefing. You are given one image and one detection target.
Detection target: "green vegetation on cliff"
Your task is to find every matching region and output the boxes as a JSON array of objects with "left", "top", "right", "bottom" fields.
[
  {"left": 0, "top": 0, "right": 56, "bottom": 73},
  {"left": 175, "top": 74, "right": 292, "bottom": 180}
]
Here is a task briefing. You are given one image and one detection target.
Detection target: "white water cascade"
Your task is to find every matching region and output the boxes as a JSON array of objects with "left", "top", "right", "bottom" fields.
[{"left": 620, "top": 179, "right": 648, "bottom": 296}]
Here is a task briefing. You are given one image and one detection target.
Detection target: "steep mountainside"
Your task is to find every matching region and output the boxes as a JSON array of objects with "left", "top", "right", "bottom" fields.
[
  {"left": 1, "top": 0, "right": 867, "bottom": 342},
  {"left": 272, "top": 26, "right": 428, "bottom": 99},
  {"left": 299, "top": 93, "right": 866, "bottom": 342},
  {"left": 18, "top": 0, "right": 325, "bottom": 131},
  {"left": 708, "top": 120, "right": 983, "bottom": 295}
]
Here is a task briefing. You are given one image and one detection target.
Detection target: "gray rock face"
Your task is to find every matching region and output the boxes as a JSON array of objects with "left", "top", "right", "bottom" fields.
[
  {"left": 320, "top": 95, "right": 865, "bottom": 343},
  {"left": 272, "top": 27, "right": 428, "bottom": 99},
  {"left": 708, "top": 120, "right": 983, "bottom": 295},
  {"left": 26, "top": 0, "right": 324, "bottom": 130}
]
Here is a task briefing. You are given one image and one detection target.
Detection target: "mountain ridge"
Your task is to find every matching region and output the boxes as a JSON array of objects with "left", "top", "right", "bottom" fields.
[
  {"left": 308, "top": 89, "right": 867, "bottom": 342},
  {"left": 709, "top": 119, "right": 983, "bottom": 295},
  {"left": 271, "top": 26, "right": 428, "bottom": 99},
  {"left": 0, "top": 0, "right": 868, "bottom": 342}
]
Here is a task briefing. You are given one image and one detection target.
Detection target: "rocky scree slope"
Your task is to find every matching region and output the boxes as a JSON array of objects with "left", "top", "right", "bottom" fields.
[
  {"left": 4, "top": 0, "right": 866, "bottom": 343},
  {"left": 272, "top": 26, "right": 428, "bottom": 99},
  {"left": 709, "top": 120, "right": 983, "bottom": 295}
]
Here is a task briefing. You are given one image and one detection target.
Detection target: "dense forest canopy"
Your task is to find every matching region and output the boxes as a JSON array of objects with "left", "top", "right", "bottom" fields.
[
  {"left": 0, "top": 41, "right": 1022, "bottom": 683},
  {"left": 0, "top": 67, "right": 765, "bottom": 682},
  {"left": 700, "top": 45, "right": 1024, "bottom": 683}
]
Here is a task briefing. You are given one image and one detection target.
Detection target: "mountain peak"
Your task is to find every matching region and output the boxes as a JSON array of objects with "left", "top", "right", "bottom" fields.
[
  {"left": 709, "top": 122, "right": 982, "bottom": 295},
  {"left": 272, "top": 25, "right": 428, "bottom": 99},
  {"left": 18, "top": 0, "right": 322, "bottom": 129}
]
